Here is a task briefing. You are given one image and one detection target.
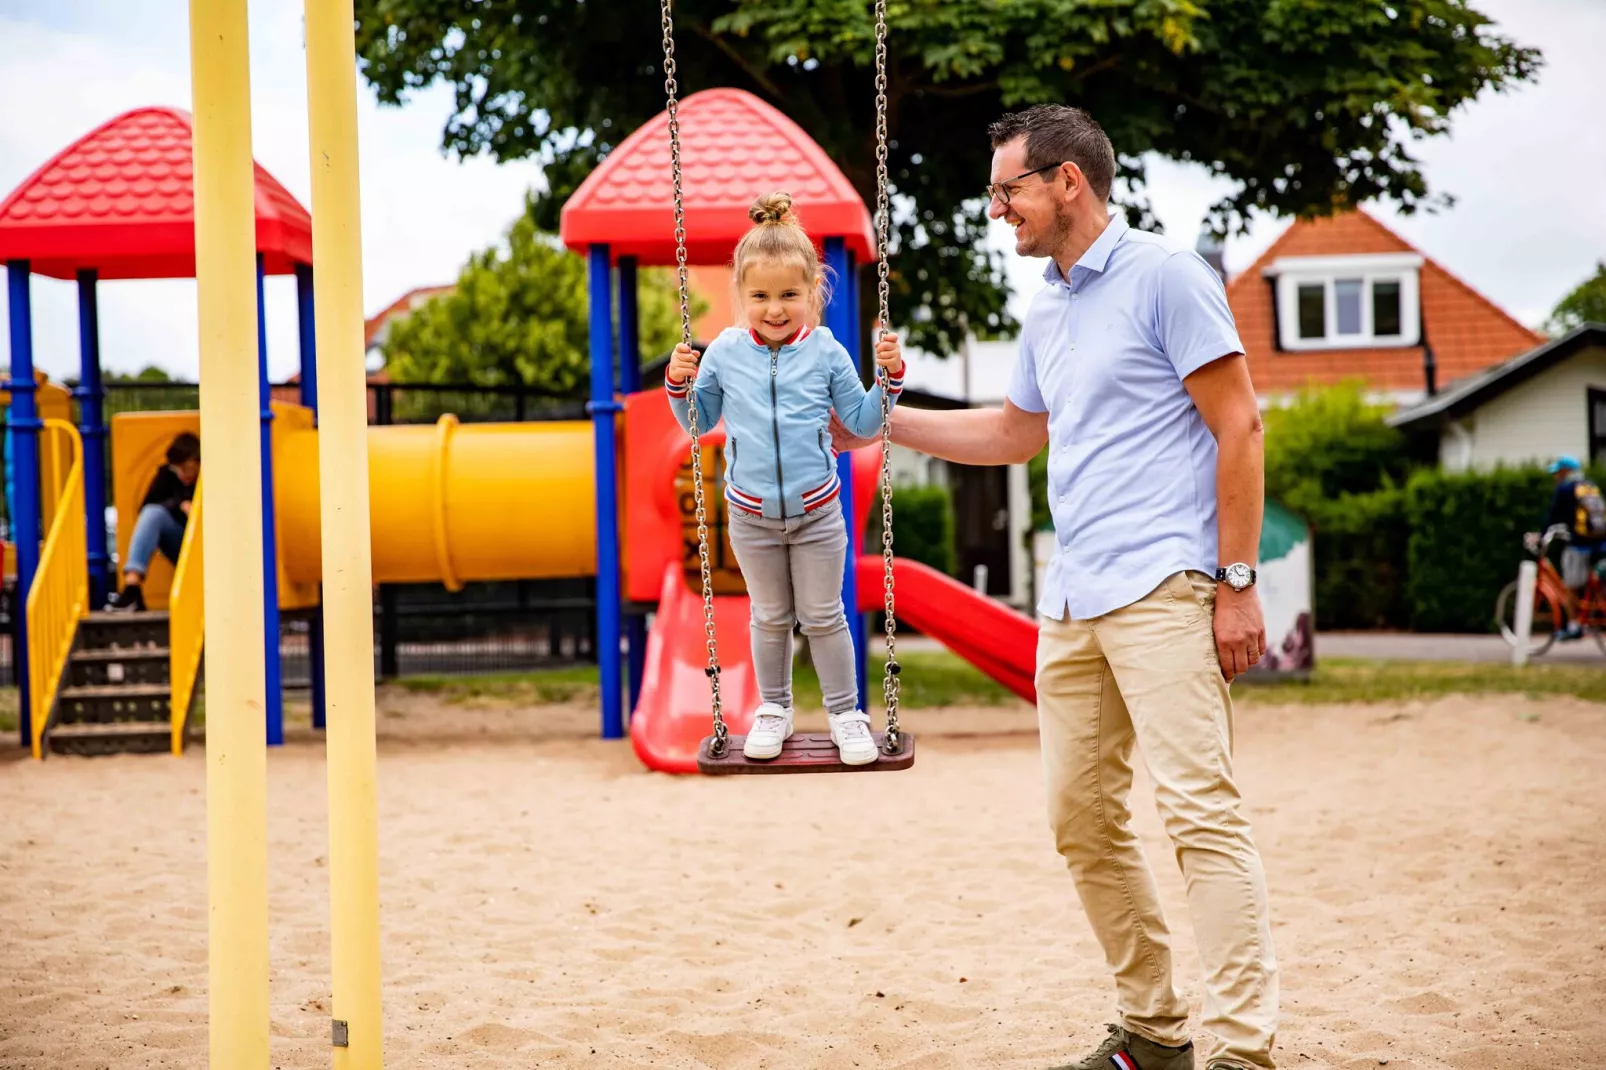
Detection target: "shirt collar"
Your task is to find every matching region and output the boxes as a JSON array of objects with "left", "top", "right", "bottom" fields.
[{"left": 1041, "top": 212, "right": 1130, "bottom": 285}]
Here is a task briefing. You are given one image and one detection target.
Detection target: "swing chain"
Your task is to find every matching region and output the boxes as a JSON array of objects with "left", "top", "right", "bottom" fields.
[
  {"left": 661, "top": 0, "right": 726, "bottom": 757},
  {"left": 872, "top": 0, "right": 902, "bottom": 753}
]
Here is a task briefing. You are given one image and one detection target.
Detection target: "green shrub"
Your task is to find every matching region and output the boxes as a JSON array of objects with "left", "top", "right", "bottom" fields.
[
  {"left": 886, "top": 483, "right": 957, "bottom": 577},
  {"left": 1405, "top": 466, "right": 1553, "bottom": 633},
  {"left": 1264, "top": 382, "right": 1412, "bottom": 514}
]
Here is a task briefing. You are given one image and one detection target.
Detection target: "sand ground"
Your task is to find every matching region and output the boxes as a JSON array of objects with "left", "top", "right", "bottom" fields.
[{"left": 1, "top": 690, "right": 1603, "bottom": 1069}]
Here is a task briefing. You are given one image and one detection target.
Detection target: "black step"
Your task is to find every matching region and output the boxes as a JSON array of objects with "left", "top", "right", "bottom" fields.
[
  {"left": 68, "top": 647, "right": 172, "bottom": 688},
  {"left": 78, "top": 611, "right": 170, "bottom": 653},
  {"left": 54, "top": 683, "right": 172, "bottom": 727},
  {"left": 47, "top": 720, "right": 171, "bottom": 757}
]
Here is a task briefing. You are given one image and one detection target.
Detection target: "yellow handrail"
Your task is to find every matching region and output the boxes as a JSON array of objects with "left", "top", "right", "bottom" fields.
[
  {"left": 169, "top": 482, "right": 204, "bottom": 755},
  {"left": 26, "top": 420, "right": 88, "bottom": 760}
]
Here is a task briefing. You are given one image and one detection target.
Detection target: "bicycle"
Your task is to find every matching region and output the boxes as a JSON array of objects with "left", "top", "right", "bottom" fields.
[{"left": 1495, "top": 524, "right": 1606, "bottom": 656}]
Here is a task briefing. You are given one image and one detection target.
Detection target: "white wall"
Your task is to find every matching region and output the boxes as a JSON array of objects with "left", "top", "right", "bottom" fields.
[{"left": 1438, "top": 344, "right": 1606, "bottom": 472}]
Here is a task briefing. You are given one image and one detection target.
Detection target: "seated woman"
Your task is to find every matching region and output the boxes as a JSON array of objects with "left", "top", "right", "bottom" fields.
[{"left": 107, "top": 432, "right": 200, "bottom": 612}]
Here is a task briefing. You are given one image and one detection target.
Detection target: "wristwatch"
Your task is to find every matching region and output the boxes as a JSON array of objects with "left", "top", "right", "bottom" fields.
[{"left": 1215, "top": 563, "right": 1256, "bottom": 592}]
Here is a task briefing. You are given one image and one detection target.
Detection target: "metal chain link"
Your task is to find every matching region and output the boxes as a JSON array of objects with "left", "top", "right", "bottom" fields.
[
  {"left": 872, "top": 0, "right": 902, "bottom": 754},
  {"left": 661, "top": 0, "right": 726, "bottom": 757}
]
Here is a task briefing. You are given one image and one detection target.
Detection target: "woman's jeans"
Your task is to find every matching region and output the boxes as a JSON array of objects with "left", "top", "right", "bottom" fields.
[{"left": 125, "top": 504, "right": 185, "bottom": 577}]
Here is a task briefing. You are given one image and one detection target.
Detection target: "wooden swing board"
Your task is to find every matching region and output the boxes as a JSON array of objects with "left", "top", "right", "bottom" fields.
[{"left": 696, "top": 732, "right": 916, "bottom": 775}]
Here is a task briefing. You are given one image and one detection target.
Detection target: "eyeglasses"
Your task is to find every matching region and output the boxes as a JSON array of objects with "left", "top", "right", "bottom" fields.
[{"left": 985, "top": 163, "right": 1063, "bottom": 206}]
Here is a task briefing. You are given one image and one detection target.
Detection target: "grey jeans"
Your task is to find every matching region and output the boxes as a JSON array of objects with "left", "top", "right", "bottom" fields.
[{"left": 726, "top": 499, "right": 859, "bottom": 714}]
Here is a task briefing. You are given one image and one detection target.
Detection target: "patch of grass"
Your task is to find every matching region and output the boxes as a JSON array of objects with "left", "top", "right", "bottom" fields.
[
  {"left": 393, "top": 666, "right": 601, "bottom": 705},
  {"left": 792, "top": 650, "right": 1019, "bottom": 710},
  {"left": 1240, "top": 657, "right": 1606, "bottom": 706}
]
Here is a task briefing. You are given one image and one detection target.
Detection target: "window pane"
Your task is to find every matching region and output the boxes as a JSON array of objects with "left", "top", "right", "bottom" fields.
[
  {"left": 1373, "top": 279, "right": 1402, "bottom": 336},
  {"left": 1335, "top": 277, "right": 1363, "bottom": 335},
  {"left": 1297, "top": 283, "right": 1325, "bottom": 339}
]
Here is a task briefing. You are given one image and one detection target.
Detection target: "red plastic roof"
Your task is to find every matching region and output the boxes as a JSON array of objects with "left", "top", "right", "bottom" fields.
[
  {"left": 560, "top": 88, "right": 875, "bottom": 267},
  {"left": 0, "top": 107, "right": 312, "bottom": 280}
]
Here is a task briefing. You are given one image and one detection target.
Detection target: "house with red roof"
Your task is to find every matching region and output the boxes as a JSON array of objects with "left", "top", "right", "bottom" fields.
[{"left": 1226, "top": 209, "right": 1542, "bottom": 403}]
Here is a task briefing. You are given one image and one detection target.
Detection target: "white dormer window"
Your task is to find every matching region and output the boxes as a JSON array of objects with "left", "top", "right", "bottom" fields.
[{"left": 1264, "top": 252, "right": 1423, "bottom": 351}]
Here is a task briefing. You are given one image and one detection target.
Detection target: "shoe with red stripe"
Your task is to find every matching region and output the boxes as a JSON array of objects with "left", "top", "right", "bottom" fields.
[{"left": 1049, "top": 1023, "right": 1194, "bottom": 1070}]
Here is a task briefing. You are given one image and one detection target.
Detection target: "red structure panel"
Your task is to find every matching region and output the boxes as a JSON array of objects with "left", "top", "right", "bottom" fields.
[
  {"left": 0, "top": 107, "right": 311, "bottom": 279},
  {"left": 561, "top": 89, "right": 874, "bottom": 267}
]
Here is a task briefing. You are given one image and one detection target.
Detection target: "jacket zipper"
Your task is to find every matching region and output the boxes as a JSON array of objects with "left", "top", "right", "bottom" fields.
[{"left": 770, "top": 349, "right": 786, "bottom": 519}]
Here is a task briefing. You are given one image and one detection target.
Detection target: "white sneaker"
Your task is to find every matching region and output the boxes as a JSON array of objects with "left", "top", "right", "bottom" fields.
[
  {"left": 743, "top": 702, "right": 794, "bottom": 760},
  {"left": 828, "top": 710, "right": 878, "bottom": 766}
]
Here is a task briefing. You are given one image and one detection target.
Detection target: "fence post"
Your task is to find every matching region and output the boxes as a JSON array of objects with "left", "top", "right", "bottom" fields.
[{"left": 1513, "top": 560, "right": 1538, "bottom": 668}]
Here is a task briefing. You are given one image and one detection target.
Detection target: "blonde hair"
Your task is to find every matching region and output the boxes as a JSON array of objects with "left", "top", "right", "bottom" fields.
[{"left": 732, "top": 192, "right": 830, "bottom": 310}]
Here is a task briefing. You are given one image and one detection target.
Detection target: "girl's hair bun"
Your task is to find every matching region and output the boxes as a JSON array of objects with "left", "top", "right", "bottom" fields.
[{"left": 748, "top": 191, "right": 795, "bottom": 226}]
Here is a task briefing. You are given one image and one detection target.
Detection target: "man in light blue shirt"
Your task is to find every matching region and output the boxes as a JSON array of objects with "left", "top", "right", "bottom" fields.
[{"left": 836, "top": 105, "right": 1276, "bottom": 1070}]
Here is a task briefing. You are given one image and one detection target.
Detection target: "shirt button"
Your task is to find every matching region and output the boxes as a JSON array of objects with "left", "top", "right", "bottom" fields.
[
  {"left": 1058, "top": 494, "right": 1066, "bottom": 504},
  {"left": 1071, "top": 293, "right": 1079, "bottom": 301}
]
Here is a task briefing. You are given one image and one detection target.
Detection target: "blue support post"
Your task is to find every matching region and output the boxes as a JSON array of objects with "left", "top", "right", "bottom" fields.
[
  {"left": 7, "top": 261, "right": 40, "bottom": 746},
  {"left": 589, "top": 245, "right": 623, "bottom": 739},
  {"left": 616, "top": 256, "right": 645, "bottom": 713},
  {"left": 74, "top": 270, "right": 111, "bottom": 608},
  {"left": 823, "top": 238, "right": 868, "bottom": 712},
  {"left": 256, "top": 256, "right": 284, "bottom": 745},
  {"left": 295, "top": 264, "right": 326, "bottom": 731}
]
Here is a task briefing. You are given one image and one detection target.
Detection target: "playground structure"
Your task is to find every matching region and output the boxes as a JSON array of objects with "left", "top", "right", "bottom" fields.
[
  {"left": 2, "top": 87, "right": 1042, "bottom": 766},
  {"left": 0, "top": 4, "right": 1040, "bottom": 1064}
]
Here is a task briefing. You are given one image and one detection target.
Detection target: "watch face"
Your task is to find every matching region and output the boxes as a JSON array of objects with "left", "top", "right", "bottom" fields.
[{"left": 1225, "top": 563, "right": 1253, "bottom": 589}]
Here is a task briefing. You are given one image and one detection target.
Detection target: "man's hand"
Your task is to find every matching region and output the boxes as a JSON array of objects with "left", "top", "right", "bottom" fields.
[
  {"left": 829, "top": 412, "right": 878, "bottom": 451},
  {"left": 1214, "top": 587, "right": 1267, "bottom": 682},
  {"left": 180, "top": 500, "right": 191, "bottom": 516}
]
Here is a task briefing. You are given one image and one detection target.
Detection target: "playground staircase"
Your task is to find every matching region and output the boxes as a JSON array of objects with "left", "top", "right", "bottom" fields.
[{"left": 44, "top": 611, "right": 181, "bottom": 757}]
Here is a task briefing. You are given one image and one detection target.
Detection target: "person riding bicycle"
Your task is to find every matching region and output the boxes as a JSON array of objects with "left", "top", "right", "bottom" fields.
[{"left": 1539, "top": 456, "right": 1606, "bottom": 639}]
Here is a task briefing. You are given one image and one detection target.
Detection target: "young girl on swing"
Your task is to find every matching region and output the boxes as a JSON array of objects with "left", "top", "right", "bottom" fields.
[{"left": 665, "top": 192, "right": 905, "bottom": 765}]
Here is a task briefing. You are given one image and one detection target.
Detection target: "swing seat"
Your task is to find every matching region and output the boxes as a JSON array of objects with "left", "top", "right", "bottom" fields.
[{"left": 696, "top": 732, "right": 915, "bottom": 775}]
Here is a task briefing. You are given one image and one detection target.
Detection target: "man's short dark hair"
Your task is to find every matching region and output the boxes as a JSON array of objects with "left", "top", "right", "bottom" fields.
[
  {"left": 166, "top": 431, "right": 200, "bottom": 466},
  {"left": 988, "top": 105, "right": 1116, "bottom": 202}
]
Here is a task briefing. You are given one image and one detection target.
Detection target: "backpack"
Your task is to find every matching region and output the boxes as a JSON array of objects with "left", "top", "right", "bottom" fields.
[{"left": 1573, "top": 480, "right": 1606, "bottom": 540}]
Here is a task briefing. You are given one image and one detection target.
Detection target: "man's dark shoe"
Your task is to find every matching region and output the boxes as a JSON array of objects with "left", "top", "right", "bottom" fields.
[
  {"left": 1051, "top": 1022, "right": 1194, "bottom": 1069},
  {"left": 106, "top": 584, "right": 146, "bottom": 612}
]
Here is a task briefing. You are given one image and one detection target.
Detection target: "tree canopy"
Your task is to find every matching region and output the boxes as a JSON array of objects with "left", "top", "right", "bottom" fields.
[
  {"left": 355, "top": 0, "right": 1538, "bottom": 356},
  {"left": 1546, "top": 262, "right": 1606, "bottom": 337},
  {"left": 381, "top": 212, "right": 696, "bottom": 392}
]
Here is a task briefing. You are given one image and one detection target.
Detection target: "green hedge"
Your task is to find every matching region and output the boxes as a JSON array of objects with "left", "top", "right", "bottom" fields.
[
  {"left": 886, "top": 483, "right": 957, "bottom": 577},
  {"left": 1305, "top": 487, "right": 1410, "bottom": 630},
  {"left": 1404, "top": 467, "right": 1553, "bottom": 633}
]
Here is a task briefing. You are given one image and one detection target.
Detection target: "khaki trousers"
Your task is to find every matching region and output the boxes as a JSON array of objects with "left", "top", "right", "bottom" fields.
[{"left": 1037, "top": 571, "right": 1277, "bottom": 1069}]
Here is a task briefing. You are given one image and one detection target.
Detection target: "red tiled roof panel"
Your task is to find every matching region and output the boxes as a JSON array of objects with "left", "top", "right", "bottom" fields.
[
  {"left": 1227, "top": 209, "right": 1542, "bottom": 395},
  {"left": 560, "top": 89, "right": 875, "bottom": 266},
  {"left": 0, "top": 106, "right": 311, "bottom": 280}
]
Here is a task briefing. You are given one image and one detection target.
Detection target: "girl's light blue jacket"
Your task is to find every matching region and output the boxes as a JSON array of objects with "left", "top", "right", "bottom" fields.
[{"left": 666, "top": 325, "right": 903, "bottom": 520}]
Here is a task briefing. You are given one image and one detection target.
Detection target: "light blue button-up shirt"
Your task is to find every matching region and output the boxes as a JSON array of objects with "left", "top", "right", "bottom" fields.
[{"left": 1008, "top": 214, "right": 1245, "bottom": 621}]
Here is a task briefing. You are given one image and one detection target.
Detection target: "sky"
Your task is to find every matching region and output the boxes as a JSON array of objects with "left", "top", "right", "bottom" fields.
[{"left": 0, "top": 0, "right": 1601, "bottom": 383}]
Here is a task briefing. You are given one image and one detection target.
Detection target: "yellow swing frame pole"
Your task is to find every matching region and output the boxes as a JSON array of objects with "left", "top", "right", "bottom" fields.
[
  {"left": 188, "top": 0, "right": 270, "bottom": 1064},
  {"left": 304, "top": 0, "right": 385, "bottom": 1064}
]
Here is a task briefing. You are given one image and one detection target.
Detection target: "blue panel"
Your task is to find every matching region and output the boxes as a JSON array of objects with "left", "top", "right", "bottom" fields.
[
  {"left": 257, "top": 256, "right": 283, "bottom": 746},
  {"left": 617, "top": 257, "right": 641, "bottom": 394},
  {"left": 7, "top": 261, "right": 40, "bottom": 746},
  {"left": 75, "top": 270, "right": 110, "bottom": 608},
  {"left": 589, "top": 246, "right": 623, "bottom": 739},
  {"left": 822, "top": 239, "right": 868, "bottom": 711},
  {"left": 294, "top": 264, "right": 326, "bottom": 731}
]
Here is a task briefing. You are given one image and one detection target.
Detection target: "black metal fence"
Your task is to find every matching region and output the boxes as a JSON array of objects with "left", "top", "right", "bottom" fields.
[{"left": 2, "top": 380, "right": 600, "bottom": 686}]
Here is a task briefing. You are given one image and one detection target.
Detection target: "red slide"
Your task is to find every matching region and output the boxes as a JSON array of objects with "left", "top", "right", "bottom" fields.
[{"left": 631, "top": 558, "right": 1038, "bottom": 774}]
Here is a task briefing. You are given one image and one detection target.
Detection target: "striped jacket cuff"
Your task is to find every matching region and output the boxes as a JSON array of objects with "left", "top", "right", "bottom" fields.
[{"left": 665, "top": 376, "right": 689, "bottom": 399}]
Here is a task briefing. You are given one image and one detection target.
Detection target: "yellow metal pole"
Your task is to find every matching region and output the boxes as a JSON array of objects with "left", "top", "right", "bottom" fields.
[
  {"left": 187, "top": 0, "right": 270, "bottom": 1065},
  {"left": 304, "top": 0, "right": 384, "bottom": 1065}
]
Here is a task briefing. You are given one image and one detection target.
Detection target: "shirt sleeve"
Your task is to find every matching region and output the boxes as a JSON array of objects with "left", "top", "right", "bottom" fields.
[
  {"left": 1006, "top": 329, "right": 1047, "bottom": 413},
  {"left": 829, "top": 338, "right": 901, "bottom": 438},
  {"left": 1157, "top": 250, "right": 1245, "bottom": 379},
  {"left": 666, "top": 342, "right": 723, "bottom": 432}
]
